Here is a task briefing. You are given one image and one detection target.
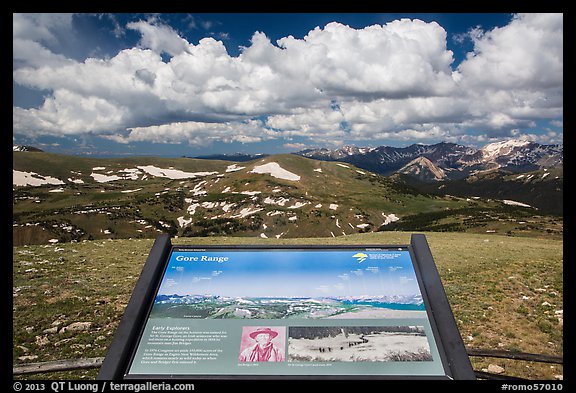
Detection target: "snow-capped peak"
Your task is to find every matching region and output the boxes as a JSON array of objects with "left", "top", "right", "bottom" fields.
[{"left": 480, "top": 139, "right": 531, "bottom": 161}]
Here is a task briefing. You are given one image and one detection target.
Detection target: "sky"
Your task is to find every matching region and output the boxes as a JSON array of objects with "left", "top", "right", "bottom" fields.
[
  {"left": 13, "top": 13, "right": 563, "bottom": 157},
  {"left": 157, "top": 249, "right": 421, "bottom": 298}
]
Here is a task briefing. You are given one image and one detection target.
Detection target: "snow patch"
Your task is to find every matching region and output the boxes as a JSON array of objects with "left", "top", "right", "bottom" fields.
[
  {"left": 91, "top": 172, "right": 122, "bottom": 183},
  {"left": 231, "top": 207, "right": 264, "bottom": 218},
  {"left": 502, "top": 200, "right": 532, "bottom": 208},
  {"left": 137, "top": 165, "right": 218, "bottom": 179},
  {"left": 382, "top": 213, "right": 400, "bottom": 225},
  {"left": 249, "top": 162, "right": 301, "bottom": 181},
  {"left": 177, "top": 216, "right": 193, "bottom": 227},
  {"left": 226, "top": 164, "right": 245, "bottom": 172},
  {"left": 119, "top": 168, "right": 142, "bottom": 180},
  {"left": 288, "top": 201, "right": 308, "bottom": 209},
  {"left": 221, "top": 203, "right": 235, "bottom": 212},
  {"left": 263, "top": 197, "right": 290, "bottom": 206},
  {"left": 13, "top": 170, "right": 65, "bottom": 187},
  {"left": 191, "top": 181, "right": 207, "bottom": 196},
  {"left": 187, "top": 203, "right": 200, "bottom": 215}
]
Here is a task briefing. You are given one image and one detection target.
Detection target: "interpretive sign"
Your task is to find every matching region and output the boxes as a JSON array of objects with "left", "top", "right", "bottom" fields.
[{"left": 98, "top": 234, "right": 474, "bottom": 380}]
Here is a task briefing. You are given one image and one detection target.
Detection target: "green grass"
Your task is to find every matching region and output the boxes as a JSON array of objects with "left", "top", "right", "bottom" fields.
[
  {"left": 14, "top": 152, "right": 563, "bottom": 246},
  {"left": 13, "top": 231, "right": 563, "bottom": 380}
]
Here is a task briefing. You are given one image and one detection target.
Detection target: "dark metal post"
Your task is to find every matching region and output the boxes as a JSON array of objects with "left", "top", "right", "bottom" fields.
[
  {"left": 97, "top": 234, "right": 172, "bottom": 379},
  {"left": 410, "top": 233, "right": 476, "bottom": 380}
]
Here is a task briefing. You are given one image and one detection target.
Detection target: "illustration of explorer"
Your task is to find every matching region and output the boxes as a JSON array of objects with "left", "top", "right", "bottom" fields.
[{"left": 238, "top": 327, "right": 285, "bottom": 362}]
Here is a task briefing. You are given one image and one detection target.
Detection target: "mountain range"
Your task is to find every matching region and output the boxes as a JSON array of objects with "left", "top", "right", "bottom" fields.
[
  {"left": 296, "top": 139, "right": 563, "bottom": 180},
  {"left": 12, "top": 141, "right": 563, "bottom": 246}
]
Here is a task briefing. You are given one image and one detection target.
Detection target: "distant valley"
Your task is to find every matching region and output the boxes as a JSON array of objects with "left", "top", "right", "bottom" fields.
[{"left": 12, "top": 141, "right": 562, "bottom": 246}]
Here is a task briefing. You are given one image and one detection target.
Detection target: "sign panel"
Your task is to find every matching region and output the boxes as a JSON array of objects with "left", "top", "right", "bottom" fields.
[{"left": 123, "top": 246, "right": 450, "bottom": 378}]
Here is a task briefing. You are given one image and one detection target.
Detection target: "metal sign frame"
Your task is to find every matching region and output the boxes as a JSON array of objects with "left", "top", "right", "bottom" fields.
[{"left": 97, "top": 233, "right": 474, "bottom": 380}]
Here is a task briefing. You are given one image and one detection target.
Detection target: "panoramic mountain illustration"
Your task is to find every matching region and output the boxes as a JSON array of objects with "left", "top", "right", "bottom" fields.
[{"left": 151, "top": 294, "right": 425, "bottom": 319}]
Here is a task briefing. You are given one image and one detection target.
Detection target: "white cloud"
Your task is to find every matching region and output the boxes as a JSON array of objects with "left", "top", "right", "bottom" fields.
[
  {"left": 266, "top": 20, "right": 457, "bottom": 99},
  {"left": 13, "top": 13, "right": 74, "bottom": 68},
  {"left": 449, "top": 13, "right": 563, "bottom": 139},
  {"left": 12, "top": 14, "right": 563, "bottom": 147},
  {"left": 115, "top": 119, "right": 275, "bottom": 146},
  {"left": 458, "top": 13, "right": 562, "bottom": 90},
  {"left": 283, "top": 142, "right": 307, "bottom": 151},
  {"left": 267, "top": 108, "right": 345, "bottom": 136},
  {"left": 13, "top": 13, "right": 73, "bottom": 45},
  {"left": 13, "top": 38, "right": 73, "bottom": 68},
  {"left": 127, "top": 19, "right": 190, "bottom": 57},
  {"left": 13, "top": 89, "right": 129, "bottom": 135}
]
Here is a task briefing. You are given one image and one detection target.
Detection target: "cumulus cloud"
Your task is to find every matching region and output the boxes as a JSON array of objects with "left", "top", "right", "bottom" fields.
[
  {"left": 127, "top": 19, "right": 190, "bottom": 57},
  {"left": 267, "top": 108, "right": 346, "bottom": 139},
  {"left": 13, "top": 90, "right": 129, "bottom": 135},
  {"left": 274, "top": 20, "right": 457, "bottom": 99},
  {"left": 13, "top": 13, "right": 73, "bottom": 46},
  {"left": 447, "top": 13, "right": 563, "bottom": 139},
  {"left": 13, "top": 13, "right": 74, "bottom": 68},
  {"left": 283, "top": 142, "right": 308, "bottom": 151},
  {"left": 457, "top": 13, "right": 562, "bottom": 90},
  {"left": 241, "top": 20, "right": 457, "bottom": 101},
  {"left": 13, "top": 38, "right": 73, "bottom": 68},
  {"left": 114, "top": 119, "right": 276, "bottom": 146},
  {"left": 12, "top": 13, "right": 563, "bottom": 148}
]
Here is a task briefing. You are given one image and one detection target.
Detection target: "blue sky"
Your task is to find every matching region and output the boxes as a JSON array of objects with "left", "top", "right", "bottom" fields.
[
  {"left": 13, "top": 13, "right": 563, "bottom": 156},
  {"left": 158, "top": 250, "right": 421, "bottom": 298}
]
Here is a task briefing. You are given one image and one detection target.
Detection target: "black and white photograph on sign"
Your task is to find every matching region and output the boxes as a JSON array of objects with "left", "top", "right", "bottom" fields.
[
  {"left": 288, "top": 326, "right": 433, "bottom": 362},
  {"left": 239, "top": 326, "right": 286, "bottom": 362}
]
